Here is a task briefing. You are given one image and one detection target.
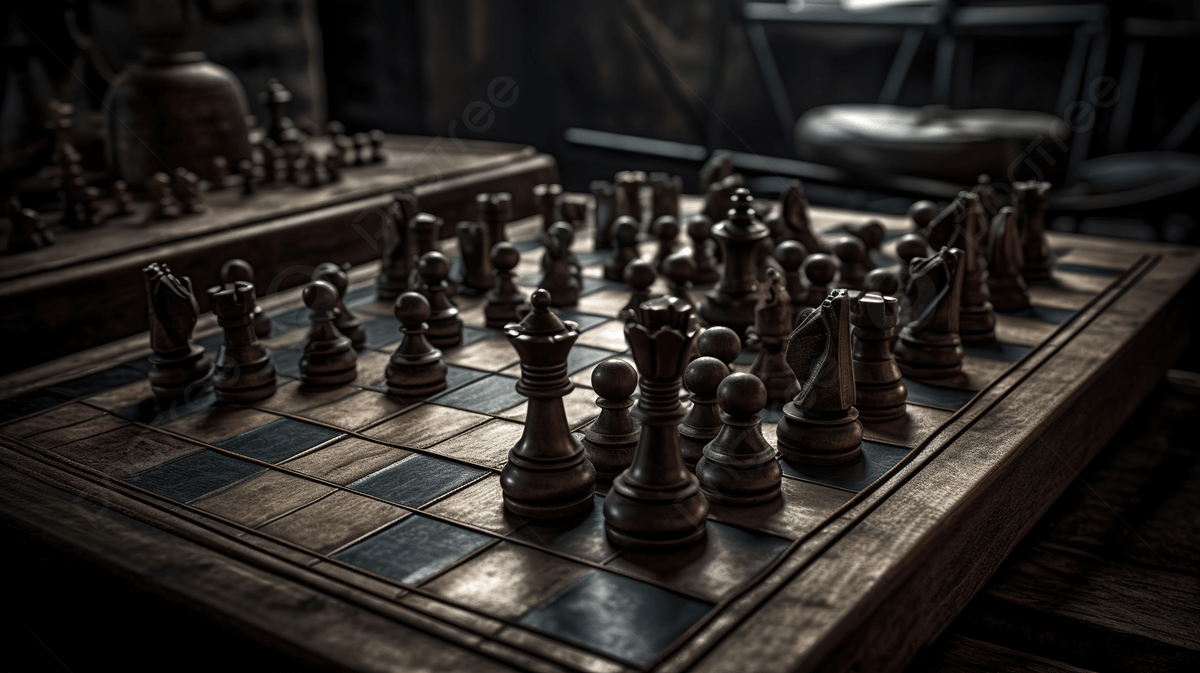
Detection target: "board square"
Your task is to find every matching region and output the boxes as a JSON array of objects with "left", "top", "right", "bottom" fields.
[
  {"left": 260, "top": 490, "right": 411, "bottom": 555},
  {"left": 424, "top": 418, "right": 523, "bottom": 470},
  {"left": 963, "top": 341, "right": 1033, "bottom": 363},
  {"left": 903, "top": 379, "right": 978, "bottom": 411},
  {"left": 282, "top": 436, "right": 412, "bottom": 485},
  {"left": 52, "top": 425, "right": 203, "bottom": 477},
  {"left": 361, "top": 317, "right": 403, "bottom": 349},
  {"left": 253, "top": 379, "right": 360, "bottom": 415},
  {"left": 86, "top": 378, "right": 155, "bottom": 411},
  {"left": 195, "top": 331, "right": 225, "bottom": 351},
  {"left": 0, "top": 403, "right": 105, "bottom": 439},
  {"left": 271, "top": 349, "right": 304, "bottom": 379},
  {"left": 433, "top": 375, "right": 526, "bottom": 415},
  {"left": 300, "top": 390, "right": 411, "bottom": 430},
  {"left": 22, "top": 414, "right": 128, "bottom": 449},
  {"left": 114, "top": 391, "right": 217, "bottom": 426},
  {"left": 509, "top": 495, "right": 616, "bottom": 563},
  {"left": 707, "top": 479, "right": 853, "bottom": 540},
  {"left": 576, "top": 288, "right": 630, "bottom": 317},
  {"left": 192, "top": 469, "right": 336, "bottom": 528},
  {"left": 332, "top": 514, "right": 493, "bottom": 585},
  {"left": 424, "top": 475, "right": 525, "bottom": 534},
  {"left": 216, "top": 417, "right": 343, "bottom": 464},
  {"left": 422, "top": 541, "right": 592, "bottom": 619},
  {"left": 441, "top": 337, "right": 520, "bottom": 371},
  {"left": 48, "top": 365, "right": 148, "bottom": 399},
  {"left": 0, "top": 388, "right": 71, "bottom": 424},
  {"left": 862, "top": 403, "right": 954, "bottom": 449},
  {"left": 517, "top": 569, "right": 712, "bottom": 667},
  {"left": 567, "top": 345, "right": 621, "bottom": 375},
  {"left": 349, "top": 453, "right": 487, "bottom": 508},
  {"left": 124, "top": 449, "right": 265, "bottom": 502},
  {"left": 574, "top": 320, "right": 629, "bottom": 353},
  {"left": 554, "top": 310, "right": 611, "bottom": 332},
  {"left": 269, "top": 306, "right": 309, "bottom": 336},
  {"left": 1007, "top": 305, "right": 1077, "bottom": 325},
  {"left": 780, "top": 441, "right": 911, "bottom": 493},
  {"left": 364, "top": 403, "right": 488, "bottom": 449}
]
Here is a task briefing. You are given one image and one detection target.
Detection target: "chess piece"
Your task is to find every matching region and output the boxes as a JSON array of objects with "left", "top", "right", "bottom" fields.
[
  {"left": 456, "top": 219, "right": 494, "bottom": 292},
  {"left": 148, "top": 172, "right": 180, "bottom": 219},
  {"left": 780, "top": 180, "right": 826, "bottom": 254},
  {"left": 5, "top": 199, "right": 54, "bottom": 253},
  {"left": 477, "top": 192, "right": 513, "bottom": 246},
  {"left": 987, "top": 206, "right": 1031, "bottom": 312},
  {"left": 582, "top": 358, "right": 641, "bottom": 483},
  {"left": 407, "top": 212, "right": 444, "bottom": 289},
  {"left": 697, "top": 325, "right": 742, "bottom": 367},
  {"left": 591, "top": 180, "right": 617, "bottom": 249},
  {"left": 300, "top": 281, "right": 358, "bottom": 386},
  {"left": 863, "top": 266, "right": 902, "bottom": 299},
  {"left": 685, "top": 213, "right": 721, "bottom": 283},
  {"left": 237, "top": 160, "right": 256, "bottom": 195},
  {"left": 831, "top": 236, "right": 873, "bottom": 290},
  {"left": 208, "top": 280, "right": 277, "bottom": 403},
  {"left": 894, "top": 247, "right": 965, "bottom": 379},
  {"left": 972, "top": 173, "right": 1006, "bottom": 224},
  {"left": 210, "top": 155, "right": 229, "bottom": 189},
  {"left": 261, "top": 78, "right": 299, "bottom": 145},
  {"left": 605, "top": 217, "right": 640, "bottom": 282},
  {"left": 615, "top": 170, "right": 647, "bottom": 225},
  {"left": 379, "top": 190, "right": 420, "bottom": 300},
  {"left": 539, "top": 222, "right": 581, "bottom": 307},
  {"left": 651, "top": 215, "right": 680, "bottom": 272},
  {"left": 908, "top": 200, "right": 939, "bottom": 229},
  {"left": 314, "top": 262, "right": 367, "bottom": 349},
  {"left": 220, "top": 259, "right": 271, "bottom": 337},
  {"left": 369, "top": 129, "right": 386, "bottom": 163},
  {"left": 417, "top": 252, "right": 463, "bottom": 347},
  {"left": 920, "top": 193, "right": 968, "bottom": 251},
  {"left": 540, "top": 220, "right": 582, "bottom": 280},
  {"left": 801, "top": 253, "right": 839, "bottom": 308},
  {"left": 698, "top": 150, "right": 734, "bottom": 192},
  {"left": 324, "top": 150, "right": 343, "bottom": 182},
  {"left": 680, "top": 354, "right": 731, "bottom": 471},
  {"left": 958, "top": 193, "right": 996, "bottom": 344},
  {"left": 844, "top": 220, "right": 886, "bottom": 256},
  {"left": 701, "top": 188, "right": 770, "bottom": 337},
  {"left": 650, "top": 172, "right": 682, "bottom": 221},
  {"left": 143, "top": 263, "right": 213, "bottom": 398},
  {"left": 559, "top": 197, "right": 587, "bottom": 231},
  {"left": 535, "top": 183, "right": 562, "bottom": 233},
  {"left": 352, "top": 133, "right": 370, "bottom": 166},
  {"left": 747, "top": 268, "right": 800, "bottom": 402},
  {"left": 621, "top": 260, "right": 657, "bottom": 318},
  {"left": 1015, "top": 180, "right": 1053, "bottom": 281},
  {"left": 696, "top": 373, "right": 783, "bottom": 505},
  {"left": 259, "top": 138, "right": 280, "bottom": 184},
  {"left": 775, "top": 240, "right": 807, "bottom": 312},
  {"left": 486, "top": 242, "right": 525, "bottom": 328},
  {"left": 502, "top": 289, "right": 596, "bottom": 518},
  {"left": 605, "top": 296, "right": 709, "bottom": 549},
  {"left": 113, "top": 180, "right": 134, "bottom": 215},
  {"left": 386, "top": 292, "right": 449, "bottom": 397},
  {"left": 304, "top": 151, "right": 322, "bottom": 188},
  {"left": 662, "top": 251, "right": 697, "bottom": 313},
  {"left": 777, "top": 289, "right": 863, "bottom": 464},
  {"left": 173, "top": 168, "right": 204, "bottom": 214},
  {"left": 703, "top": 173, "right": 744, "bottom": 223},
  {"left": 895, "top": 234, "right": 932, "bottom": 291},
  {"left": 851, "top": 292, "right": 907, "bottom": 422}
]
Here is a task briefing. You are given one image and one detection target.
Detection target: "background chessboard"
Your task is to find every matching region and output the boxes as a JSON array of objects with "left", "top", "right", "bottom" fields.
[{"left": 0, "top": 203, "right": 1139, "bottom": 670}]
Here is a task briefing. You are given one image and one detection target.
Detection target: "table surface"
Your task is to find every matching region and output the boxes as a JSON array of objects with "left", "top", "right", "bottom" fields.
[{"left": 0, "top": 197, "right": 1196, "bottom": 673}]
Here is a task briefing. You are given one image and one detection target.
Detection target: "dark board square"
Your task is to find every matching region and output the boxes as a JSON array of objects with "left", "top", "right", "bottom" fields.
[
  {"left": 735, "top": 348, "right": 757, "bottom": 366},
  {"left": 576, "top": 250, "right": 611, "bottom": 268},
  {"left": 217, "top": 417, "right": 342, "bottom": 464},
  {"left": 568, "top": 345, "right": 620, "bottom": 375},
  {"left": 362, "top": 318, "right": 402, "bottom": 349},
  {"left": 555, "top": 310, "right": 611, "bottom": 332},
  {"left": 122, "top": 357, "right": 155, "bottom": 373},
  {"left": 518, "top": 569, "right": 712, "bottom": 666},
  {"left": 433, "top": 375, "right": 526, "bottom": 414},
  {"left": 963, "top": 341, "right": 1033, "bottom": 364},
  {"left": 461, "top": 326, "right": 492, "bottom": 347},
  {"left": 780, "top": 441, "right": 910, "bottom": 493},
  {"left": 115, "top": 390, "right": 216, "bottom": 426},
  {"left": 513, "top": 239, "right": 543, "bottom": 253},
  {"left": 271, "top": 349, "right": 304, "bottom": 379},
  {"left": 1056, "top": 262, "right": 1125, "bottom": 278},
  {"left": 271, "top": 307, "right": 310, "bottom": 336},
  {"left": 345, "top": 285, "right": 378, "bottom": 307},
  {"left": 196, "top": 332, "right": 225, "bottom": 352},
  {"left": 332, "top": 514, "right": 492, "bottom": 585},
  {"left": 579, "top": 276, "right": 622, "bottom": 297},
  {"left": 0, "top": 389, "right": 71, "bottom": 424},
  {"left": 509, "top": 495, "right": 612, "bottom": 563},
  {"left": 1007, "top": 305, "right": 1078, "bottom": 325},
  {"left": 124, "top": 450, "right": 265, "bottom": 503},
  {"left": 349, "top": 453, "right": 487, "bottom": 508},
  {"left": 48, "top": 366, "right": 147, "bottom": 399},
  {"left": 904, "top": 379, "right": 977, "bottom": 411}
]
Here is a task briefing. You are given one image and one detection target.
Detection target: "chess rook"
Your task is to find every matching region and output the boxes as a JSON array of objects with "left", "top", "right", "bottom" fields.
[
  {"left": 696, "top": 373, "right": 783, "bottom": 506},
  {"left": 539, "top": 222, "right": 581, "bottom": 307},
  {"left": 679, "top": 356, "right": 730, "bottom": 472},
  {"left": 535, "top": 183, "right": 563, "bottom": 233},
  {"left": 614, "top": 170, "right": 646, "bottom": 226},
  {"left": 300, "top": 281, "right": 357, "bottom": 386},
  {"left": 894, "top": 247, "right": 966, "bottom": 379},
  {"left": 701, "top": 187, "right": 770, "bottom": 337},
  {"left": 456, "top": 219, "right": 494, "bottom": 292},
  {"left": 386, "top": 292, "right": 448, "bottom": 398},
  {"left": 1015, "top": 180, "right": 1053, "bottom": 281},
  {"left": 851, "top": 292, "right": 907, "bottom": 422},
  {"left": 748, "top": 268, "right": 800, "bottom": 401},
  {"left": 650, "top": 171, "right": 681, "bottom": 221},
  {"left": 144, "top": 263, "right": 214, "bottom": 399},
  {"left": 591, "top": 180, "right": 617, "bottom": 249},
  {"left": 220, "top": 258, "right": 271, "bottom": 337},
  {"left": 582, "top": 359, "right": 641, "bottom": 483},
  {"left": 314, "top": 262, "right": 366, "bottom": 350},
  {"left": 208, "top": 280, "right": 277, "bottom": 403}
]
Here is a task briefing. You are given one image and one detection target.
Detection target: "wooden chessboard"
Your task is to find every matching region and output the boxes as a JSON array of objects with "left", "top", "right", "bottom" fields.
[{"left": 0, "top": 198, "right": 1196, "bottom": 672}]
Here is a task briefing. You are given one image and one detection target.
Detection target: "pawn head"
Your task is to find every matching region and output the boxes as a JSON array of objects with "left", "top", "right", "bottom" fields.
[
  {"left": 685, "top": 214, "right": 712, "bottom": 241},
  {"left": 613, "top": 217, "right": 639, "bottom": 245},
  {"left": 303, "top": 280, "right": 339, "bottom": 312},
  {"left": 313, "top": 262, "right": 348, "bottom": 294},
  {"left": 803, "top": 253, "right": 839, "bottom": 285},
  {"left": 684, "top": 356, "right": 730, "bottom": 396},
  {"left": 418, "top": 251, "right": 450, "bottom": 280},
  {"left": 662, "top": 251, "right": 695, "bottom": 283},
  {"left": 592, "top": 358, "right": 638, "bottom": 400},
  {"left": 832, "top": 236, "right": 866, "bottom": 264},
  {"left": 490, "top": 241, "right": 519, "bottom": 271},
  {"left": 775, "top": 240, "right": 808, "bottom": 271},
  {"left": 623, "top": 259, "right": 656, "bottom": 290},
  {"left": 221, "top": 258, "right": 254, "bottom": 284},
  {"left": 696, "top": 325, "right": 741, "bottom": 365},
  {"left": 718, "top": 372, "right": 767, "bottom": 415},
  {"left": 653, "top": 215, "right": 680, "bottom": 241},
  {"left": 907, "top": 200, "right": 939, "bottom": 227},
  {"left": 896, "top": 233, "right": 931, "bottom": 263},
  {"left": 394, "top": 291, "right": 431, "bottom": 325}
]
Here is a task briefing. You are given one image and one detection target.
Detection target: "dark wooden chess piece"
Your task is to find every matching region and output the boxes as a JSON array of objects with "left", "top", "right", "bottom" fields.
[
  {"left": 540, "top": 220, "right": 581, "bottom": 280},
  {"left": 697, "top": 325, "right": 742, "bottom": 366},
  {"left": 604, "top": 216, "right": 640, "bottom": 282},
  {"left": 604, "top": 296, "right": 709, "bottom": 549},
  {"left": 144, "top": 263, "right": 213, "bottom": 398},
  {"left": 173, "top": 168, "right": 205, "bottom": 214},
  {"left": 486, "top": 242, "right": 525, "bottom": 328},
  {"left": 261, "top": 78, "right": 299, "bottom": 145},
  {"left": 502, "top": 289, "right": 596, "bottom": 518},
  {"left": 679, "top": 355, "right": 730, "bottom": 471},
  {"left": 972, "top": 173, "right": 1006, "bottom": 223},
  {"left": 416, "top": 252, "right": 464, "bottom": 347},
  {"left": 662, "top": 251, "right": 697, "bottom": 313},
  {"left": 895, "top": 233, "right": 932, "bottom": 292},
  {"left": 379, "top": 190, "right": 420, "bottom": 300},
  {"left": 535, "top": 183, "right": 562, "bottom": 233},
  {"left": 314, "top": 262, "right": 366, "bottom": 350},
  {"left": 844, "top": 220, "right": 886, "bottom": 256},
  {"left": 703, "top": 173, "right": 744, "bottom": 224},
  {"left": 780, "top": 180, "right": 826, "bottom": 254},
  {"left": 559, "top": 197, "right": 587, "bottom": 232},
  {"left": 582, "top": 358, "right": 641, "bottom": 483},
  {"left": 300, "top": 281, "right": 358, "bottom": 386},
  {"left": 920, "top": 192, "right": 968, "bottom": 252},
  {"left": 237, "top": 160, "right": 256, "bottom": 195},
  {"left": 615, "top": 170, "right": 647, "bottom": 226},
  {"left": 591, "top": 180, "right": 617, "bottom": 249},
  {"left": 775, "top": 240, "right": 808, "bottom": 313},
  {"left": 220, "top": 259, "right": 271, "bottom": 337},
  {"left": 851, "top": 292, "right": 907, "bottom": 422},
  {"left": 685, "top": 214, "right": 721, "bottom": 284},
  {"left": 908, "top": 200, "right": 939, "bottom": 230},
  {"left": 701, "top": 188, "right": 770, "bottom": 337},
  {"left": 369, "top": 129, "right": 386, "bottom": 163},
  {"left": 831, "top": 236, "right": 873, "bottom": 290},
  {"left": 747, "top": 268, "right": 800, "bottom": 402},
  {"left": 652, "top": 215, "right": 680, "bottom": 272},
  {"left": 477, "top": 192, "right": 513, "bottom": 246},
  {"left": 987, "top": 206, "right": 1031, "bottom": 312},
  {"left": 777, "top": 289, "right": 863, "bottom": 464},
  {"left": 650, "top": 172, "right": 682, "bottom": 221},
  {"left": 696, "top": 372, "right": 783, "bottom": 505},
  {"left": 210, "top": 155, "right": 229, "bottom": 189},
  {"left": 407, "top": 212, "right": 444, "bottom": 289},
  {"left": 5, "top": 199, "right": 54, "bottom": 253},
  {"left": 324, "top": 150, "right": 343, "bottom": 182},
  {"left": 1015, "top": 180, "right": 1053, "bottom": 281},
  {"left": 149, "top": 172, "right": 180, "bottom": 219},
  {"left": 351, "top": 133, "right": 369, "bottom": 166},
  {"left": 801, "top": 253, "right": 839, "bottom": 308},
  {"left": 539, "top": 222, "right": 581, "bottom": 308},
  {"left": 208, "top": 280, "right": 277, "bottom": 403},
  {"left": 621, "top": 260, "right": 657, "bottom": 318},
  {"left": 863, "top": 266, "right": 902, "bottom": 299},
  {"left": 958, "top": 193, "right": 996, "bottom": 344},
  {"left": 894, "top": 247, "right": 965, "bottom": 379},
  {"left": 386, "top": 292, "right": 448, "bottom": 398},
  {"left": 699, "top": 150, "right": 734, "bottom": 192},
  {"left": 456, "top": 219, "right": 494, "bottom": 292}
]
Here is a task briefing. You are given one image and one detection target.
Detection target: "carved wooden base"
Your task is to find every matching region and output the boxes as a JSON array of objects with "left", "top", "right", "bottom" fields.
[{"left": 776, "top": 404, "right": 863, "bottom": 465}]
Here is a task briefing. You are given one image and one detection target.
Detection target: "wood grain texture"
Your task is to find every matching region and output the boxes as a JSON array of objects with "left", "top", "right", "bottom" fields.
[{"left": 906, "top": 634, "right": 1095, "bottom": 673}]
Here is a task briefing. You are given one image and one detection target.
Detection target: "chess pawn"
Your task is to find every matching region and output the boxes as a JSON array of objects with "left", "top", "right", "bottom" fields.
[
  {"left": 908, "top": 200, "right": 939, "bottom": 229},
  {"left": 697, "top": 325, "right": 742, "bottom": 366},
  {"left": 352, "top": 132, "right": 370, "bottom": 165},
  {"left": 540, "top": 220, "right": 582, "bottom": 280},
  {"left": 591, "top": 180, "right": 617, "bottom": 249},
  {"left": 314, "top": 262, "right": 366, "bottom": 349},
  {"left": 895, "top": 234, "right": 931, "bottom": 289},
  {"left": 386, "top": 292, "right": 449, "bottom": 398},
  {"left": 851, "top": 292, "right": 907, "bottom": 422},
  {"left": 416, "top": 251, "right": 464, "bottom": 347},
  {"left": 958, "top": 193, "right": 997, "bottom": 344},
  {"left": 894, "top": 247, "right": 966, "bottom": 379},
  {"left": 221, "top": 259, "right": 271, "bottom": 337},
  {"left": 780, "top": 179, "right": 826, "bottom": 254},
  {"left": 208, "top": 280, "right": 277, "bottom": 403},
  {"left": 604, "top": 216, "right": 640, "bottom": 282},
  {"left": 685, "top": 214, "right": 721, "bottom": 283},
  {"left": 539, "top": 222, "right": 581, "bottom": 308},
  {"left": 379, "top": 190, "right": 419, "bottom": 300},
  {"left": 456, "top": 220, "right": 494, "bottom": 292},
  {"left": 582, "top": 358, "right": 641, "bottom": 483},
  {"left": 535, "top": 183, "right": 562, "bottom": 233},
  {"left": 502, "top": 289, "right": 596, "bottom": 518},
  {"left": 777, "top": 289, "right": 863, "bottom": 464},
  {"left": 486, "top": 242, "right": 526, "bottom": 328},
  {"left": 679, "top": 356, "right": 730, "bottom": 471},
  {"left": 620, "top": 260, "right": 657, "bottom": 318},
  {"left": 149, "top": 172, "right": 180, "bottom": 219},
  {"left": 696, "top": 373, "right": 783, "bottom": 506},
  {"left": 173, "top": 168, "right": 204, "bottom": 213},
  {"left": 987, "top": 206, "right": 1031, "bottom": 312},
  {"left": 662, "top": 251, "right": 697, "bottom": 313},
  {"left": 369, "top": 129, "right": 386, "bottom": 163},
  {"left": 1015, "top": 180, "right": 1053, "bottom": 281},
  {"left": 143, "top": 263, "right": 214, "bottom": 398},
  {"left": 700, "top": 187, "right": 770, "bottom": 338},
  {"left": 605, "top": 296, "right": 709, "bottom": 549},
  {"left": 775, "top": 240, "right": 808, "bottom": 313},
  {"left": 113, "top": 180, "right": 134, "bottom": 215},
  {"left": 210, "top": 155, "right": 229, "bottom": 189},
  {"left": 652, "top": 215, "right": 680, "bottom": 272},
  {"left": 300, "top": 281, "right": 358, "bottom": 386},
  {"left": 801, "top": 253, "right": 839, "bottom": 308},
  {"left": 747, "top": 268, "right": 800, "bottom": 402},
  {"left": 237, "top": 160, "right": 256, "bottom": 196},
  {"left": 831, "top": 236, "right": 873, "bottom": 290},
  {"left": 477, "top": 192, "right": 513, "bottom": 246}
]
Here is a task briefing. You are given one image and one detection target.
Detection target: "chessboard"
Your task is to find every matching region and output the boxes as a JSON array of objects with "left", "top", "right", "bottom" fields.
[{"left": 0, "top": 196, "right": 1196, "bottom": 673}]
